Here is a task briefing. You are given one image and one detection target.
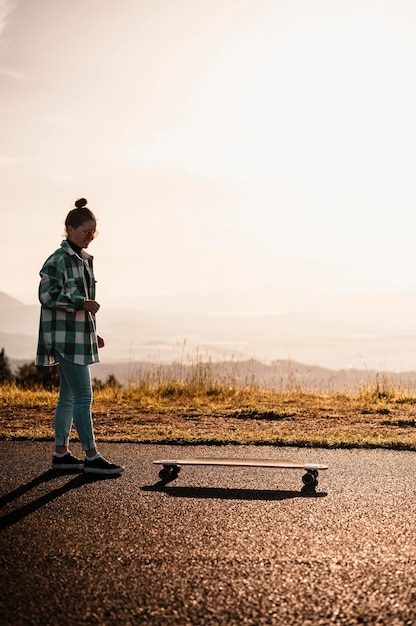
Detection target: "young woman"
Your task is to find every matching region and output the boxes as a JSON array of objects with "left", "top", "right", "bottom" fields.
[{"left": 36, "top": 198, "right": 124, "bottom": 475}]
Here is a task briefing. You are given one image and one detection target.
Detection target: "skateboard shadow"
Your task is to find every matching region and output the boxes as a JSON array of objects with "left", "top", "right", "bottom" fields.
[
  {"left": 142, "top": 482, "right": 327, "bottom": 501},
  {"left": 0, "top": 469, "right": 121, "bottom": 530}
]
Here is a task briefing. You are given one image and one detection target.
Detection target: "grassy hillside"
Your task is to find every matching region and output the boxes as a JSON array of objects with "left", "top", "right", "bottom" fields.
[{"left": 1, "top": 376, "right": 416, "bottom": 449}]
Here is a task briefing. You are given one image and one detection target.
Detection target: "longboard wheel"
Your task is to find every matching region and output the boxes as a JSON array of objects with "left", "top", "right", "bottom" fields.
[
  {"left": 302, "top": 471, "right": 316, "bottom": 486},
  {"left": 159, "top": 465, "right": 180, "bottom": 483},
  {"left": 159, "top": 468, "right": 171, "bottom": 482}
]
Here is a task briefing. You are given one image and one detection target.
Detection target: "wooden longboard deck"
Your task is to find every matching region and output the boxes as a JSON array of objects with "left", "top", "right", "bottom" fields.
[{"left": 153, "top": 457, "right": 328, "bottom": 471}]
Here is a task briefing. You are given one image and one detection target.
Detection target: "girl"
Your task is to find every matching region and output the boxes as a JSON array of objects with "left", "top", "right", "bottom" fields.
[{"left": 36, "top": 198, "right": 124, "bottom": 475}]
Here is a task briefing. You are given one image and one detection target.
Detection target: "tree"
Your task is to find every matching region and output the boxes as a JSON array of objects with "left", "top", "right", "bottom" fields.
[
  {"left": 16, "top": 361, "right": 60, "bottom": 390},
  {"left": 92, "top": 373, "right": 121, "bottom": 391},
  {"left": 0, "top": 348, "right": 14, "bottom": 384}
]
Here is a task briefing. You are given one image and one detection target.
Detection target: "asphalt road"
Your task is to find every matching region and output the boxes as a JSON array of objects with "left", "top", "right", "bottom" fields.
[{"left": 1, "top": 441, "right": 415, "bottom": 625}]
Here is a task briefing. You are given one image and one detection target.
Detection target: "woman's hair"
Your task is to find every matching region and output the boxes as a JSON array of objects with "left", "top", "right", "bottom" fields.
[{"left": 65, "top": 198, "right": 97, "bottom": 232}]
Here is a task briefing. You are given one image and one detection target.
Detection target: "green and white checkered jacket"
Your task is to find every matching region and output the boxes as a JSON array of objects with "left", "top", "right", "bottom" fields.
[{"left": 36, "top": 240, "right": 99, "bottom": 366}]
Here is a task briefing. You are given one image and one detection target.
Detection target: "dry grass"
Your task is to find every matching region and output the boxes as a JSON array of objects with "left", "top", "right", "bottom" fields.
[{"left": 1, "top": 376, "right": 416, "bottom": 449}]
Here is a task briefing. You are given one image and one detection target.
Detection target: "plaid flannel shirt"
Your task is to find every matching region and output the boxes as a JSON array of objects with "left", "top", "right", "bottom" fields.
[{"left": 36, "top": 240, "right": 99, "bottom": 366}]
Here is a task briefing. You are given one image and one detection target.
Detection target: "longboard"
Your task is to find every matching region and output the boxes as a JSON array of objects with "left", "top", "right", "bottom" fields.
[{"left": 153, "top": 457, "right": 328, "bottom": 490}]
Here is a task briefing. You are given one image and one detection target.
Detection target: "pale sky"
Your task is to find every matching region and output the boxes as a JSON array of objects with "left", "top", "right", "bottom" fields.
[{"left": 2, "top": 0, "right": 416, "bottom": 306}]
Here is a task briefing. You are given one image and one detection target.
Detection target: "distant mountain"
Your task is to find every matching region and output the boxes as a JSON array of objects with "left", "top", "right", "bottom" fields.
[
  {"left": 0, "top": 333, "right": 37, "bottom": 360},
  {"left": 9, "top": 356, "right": 416, "bottom": 393},
  {"left": 0, "top": 292, "right": 39, "bottom": 330},
  {"left": 0, "top": 292, "right": 28, "bottom": 311},
  {"left": 0, "top": 292, "right": 39, "bottom": 359},
  {"left": 2, "top": 290, "right": 416, "bottom": 373}
]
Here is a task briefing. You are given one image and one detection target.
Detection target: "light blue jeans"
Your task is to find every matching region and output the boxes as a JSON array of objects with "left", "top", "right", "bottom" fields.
[{"left": 54, "top": 353, "right": 96, "bottom": 451}]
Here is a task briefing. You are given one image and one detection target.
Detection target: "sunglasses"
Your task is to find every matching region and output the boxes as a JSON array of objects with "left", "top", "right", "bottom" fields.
[{"left": 82, "top": 229, "right": 99, "bottom": 239}]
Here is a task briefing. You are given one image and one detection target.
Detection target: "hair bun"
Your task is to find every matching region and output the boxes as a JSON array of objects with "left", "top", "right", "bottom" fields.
[{"left": 75, "top": 198, "right": 88, "bottom": 209}]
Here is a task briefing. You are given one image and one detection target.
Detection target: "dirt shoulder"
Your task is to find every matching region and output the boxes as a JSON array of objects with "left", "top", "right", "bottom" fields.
[{"left": 2, "top": 391, "right": 416, "bottom": 448}]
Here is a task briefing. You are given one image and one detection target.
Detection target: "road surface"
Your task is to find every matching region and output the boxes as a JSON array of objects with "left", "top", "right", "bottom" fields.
[{"left": 1, "top": 441, "right": 415, "bottom": 625}]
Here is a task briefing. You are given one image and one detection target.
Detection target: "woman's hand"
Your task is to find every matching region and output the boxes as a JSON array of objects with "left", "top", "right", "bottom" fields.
[
  {"left": 83, "top": 299, "right": 100, "bottom": 314},
  {"left": 97, "top": 335, "right": 105, "bottom": 349}
]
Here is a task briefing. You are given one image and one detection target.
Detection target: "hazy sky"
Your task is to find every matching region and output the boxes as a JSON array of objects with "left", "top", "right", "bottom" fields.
[{"left": 2, "top": 0, "right": 416, "bottom": 306}]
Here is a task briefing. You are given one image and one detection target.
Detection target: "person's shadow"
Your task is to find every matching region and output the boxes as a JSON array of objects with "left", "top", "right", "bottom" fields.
[{"left": 0, "top": 469, "right": 120, "bottom": 530}]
